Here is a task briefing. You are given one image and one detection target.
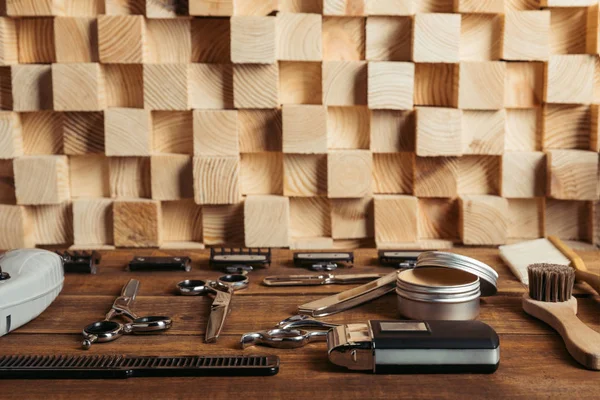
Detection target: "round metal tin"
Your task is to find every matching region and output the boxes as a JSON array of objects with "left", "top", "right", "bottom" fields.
[{"left": 416, "top": 252, "right": 498, "bottom": 296}]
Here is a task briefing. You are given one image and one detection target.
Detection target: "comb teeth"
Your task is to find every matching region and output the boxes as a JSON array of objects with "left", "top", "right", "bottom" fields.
[{"left": 527, "top": 263, "right": 575, "bottom": 302}]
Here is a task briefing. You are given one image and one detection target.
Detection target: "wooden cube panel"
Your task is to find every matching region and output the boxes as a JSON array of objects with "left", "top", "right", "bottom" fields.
[
  {"left": 282, "top": 105, "right": 328, "bottom": 154},
  {"left": 459, "top": 195, "right": 508, "bottom": 245},
  {"left": 13, "top": 155, "right": 70, "bottom": 205},
  {"left": 374, "top": 195, "right": 418, "bottom": 244},
  {"left": 244, "top": 195, "right": 290, "bottom": 247},
  {"left": 73, "top": 198, "right": 113, "bottom": 246},
  {"left": 413, "top": 13, "right": 461, "bottom": 63},
  {"left": 113, "top": 199, "right": 162, "bottom": 247},
  {"left": 328, "top": 150, "right": 372, "bottom": 198},
  {"left": 545, "top": 55, "right": 594, "bottom": 105},
  {"left": 0, "top": 205, "right": 34, "bottom": 248},
  {"left": 193, "top": 156, "right": 240, "bottom": 205},
  {"left": 547, "top": 149, "right": 599, "bottom": 201}
]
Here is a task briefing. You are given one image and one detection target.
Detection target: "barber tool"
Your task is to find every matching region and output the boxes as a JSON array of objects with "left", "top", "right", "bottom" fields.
[
  {"left": 210, "top": 248, "right": 271, "bottom": 272},
  {"left": 396, "top": 252, "right": 498, "bottom": 321},
  {"left": 293, "top": 252, "right": 354, "bottom": 271},
  {"left": 128, "top": 256, "right": 191, "bottom": 272},
  {"left": 82, "top": 279, "right": 172, "bottom": 349},
  {"left": 378, "top": 250, "right": 421, "bottom": 269},
  {"left": 263, "top": 272, "right": 387, "bottom": 286},
  {"left": 177, "top": 273, "right": 248, "bottom": 343},
  {"left": 241, "top": 316, "right": 338, "bottom": 349},
  {"left": 298, "top": 272, "right": 397, "bottom": 317},
  {"left": 1, "top": 249, "right": 64, "bottom": 337},
  {"left": 523, "top": 264, "right": 600, "bottom": 370},
  {"left": 57, "top": 251, "right": 100, "bottom": 274},
  {"left": 0, "top": 354, "right": 280, "bottom": 379}
]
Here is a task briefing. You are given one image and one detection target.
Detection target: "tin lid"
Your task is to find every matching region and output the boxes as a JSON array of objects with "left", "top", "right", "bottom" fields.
[{"left": 415, "top": 252, "right": 498, "bottom": 296}]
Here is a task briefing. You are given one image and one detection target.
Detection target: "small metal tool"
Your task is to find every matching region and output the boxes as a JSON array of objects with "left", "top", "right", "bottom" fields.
[
  {"left": 177, "top": 273, "right": 248, "bottom": 343},
  {"left": 57, "top": 251, "right": 100, "bottom": 274},
  {"left": 210, "top": 248, "right": 271, "bottom": 271},
  {"left": 263, "top": 273, "right": 387, "bottom": 286},
  {"left": 298, "top": 272, "right": 398, "bottom": 317},
  {"left": 378, "top": 250, "right": 421, "bottom": 269},
  {"left": 82, "top": 279, "right": 172, "bottom": 349},
  {"left": 241, "top": 316, "right": 337, "bottom": 349},
  {"left": 128, "top": 256, "right": 191, "bottom": 272},
  {"left": 293, "top": 252, "right": 354, "bottom": 271}
]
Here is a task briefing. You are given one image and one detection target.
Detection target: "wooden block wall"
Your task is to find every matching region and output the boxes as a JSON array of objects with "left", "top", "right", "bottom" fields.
[{"left": 1, "top": 0, "right": 599, "bottom": 250}]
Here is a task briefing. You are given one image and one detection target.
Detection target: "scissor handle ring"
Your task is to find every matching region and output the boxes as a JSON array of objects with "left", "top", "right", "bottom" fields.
[
  {"left": 82, "top": 320, "right": 124, "bottom": 341},
  {"left": 130, "top": 316, "right": 173, "bottom": 333},
  {"left": 177, "top": 279, "right": 211, "bottom": 295},
  {"left": 218, "top": 274, "right": 249, "bottom": 291}
]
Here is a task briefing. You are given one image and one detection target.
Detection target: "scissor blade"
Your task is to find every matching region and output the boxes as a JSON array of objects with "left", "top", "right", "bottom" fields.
[
  {"left": 122, "top": 279, "right": 140, "bottom": 302},
  {"left": 205, "top": 291, "right": 232, "bottom": 343},
  {"left": 263, "top": 274, "right": 330, "bottom": 286}
]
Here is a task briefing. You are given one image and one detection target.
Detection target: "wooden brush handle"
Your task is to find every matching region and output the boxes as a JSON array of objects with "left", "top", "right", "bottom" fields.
[
  {"left": 575, "top": 270, "right": 600, "bottom": 295},
  {"left": 523, "top": 295, "right": 600, "bottom": 370}
]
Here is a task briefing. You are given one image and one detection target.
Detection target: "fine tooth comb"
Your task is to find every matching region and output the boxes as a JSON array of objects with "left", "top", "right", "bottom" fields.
[
  {"left": 210, "top": 248, "right": 271, "bottom": 272},
  {"left": 293, "top": 252, "right": 354, "bottom": 271},
  {"left": 523, "top": 264, "right": 600, "bottom": 371}
]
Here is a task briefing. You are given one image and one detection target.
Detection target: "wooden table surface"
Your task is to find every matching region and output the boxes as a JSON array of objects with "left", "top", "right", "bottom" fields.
[{"left": 1, "top": 248, "right": 599, "bottom": 399}]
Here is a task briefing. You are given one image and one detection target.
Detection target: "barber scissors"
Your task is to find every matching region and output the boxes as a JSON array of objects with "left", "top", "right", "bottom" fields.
[
  {"left": 241, "top": 315, "right": 339, "bottom": 349},
  {"left": 82, "top": 279, "right": 172, "bottom": 349},
  {"left": 177, "top": 273, "right": 248, "bottom": 343}
]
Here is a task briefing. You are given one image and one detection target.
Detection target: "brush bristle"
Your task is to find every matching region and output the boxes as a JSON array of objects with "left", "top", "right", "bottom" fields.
[{"left": 527, "top": 263, "right": 575, "bottom": 302}]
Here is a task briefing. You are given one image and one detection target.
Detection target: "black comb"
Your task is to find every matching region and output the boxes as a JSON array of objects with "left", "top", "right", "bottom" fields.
[
  {"left": 56, "top": 251, "right": 101, "bottom": 274},
  {"left": 210, "top": 248, "right": 271, "bottom": 271},
  {"left": 0, "top": 354, "right": 280, "bottom": 379}
]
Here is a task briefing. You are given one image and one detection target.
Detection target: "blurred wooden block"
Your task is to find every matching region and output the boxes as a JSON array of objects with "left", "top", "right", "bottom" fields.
[
  {"left": 233, "top": 0, "right": 278, "bottom": 15},
  {"left": 191, "top": 18, "right": 230, "bottom": 63},
  {"left": 113, "top": 199, "right": 162, "bottom": 247},
  {"left": 507, "top": 198, "right": 544, "bottom": 240},
  {"left": 240, "top": 152, "right": 283, "bottom": 195},
  {"left": 31, "top": 203, "right": 73, "bottom": 245},
  {"left": 188, "top": 64, "right": 233, "bottom": 109},
  {"left": 282, "top": 105, "right": 328, "bottom": 153},
  {"left": 290, "top": 237, "right": 334, "bottom": 250},
  {"left": 328, "top": 150, "right": 372, "bottom": 198},
  {"left": 52, "top": 63, "right": 106, "bottom": 111},
  {"left": 414, "top": 156, "right": 458, "bottom": 198},
  {"left": 324, "top": 0, "right": 365, "bottom": 16},
  {"left": 503, "top": 11, "right": 550, "bottom": 61},
  {"left": 54, "top": 17, "right": 98, "bottom": 63},
  {"left": 108, "top": 157, "right": 151, "bottom": 198},
  {"left": 330, "top": 197, "right": 373, "bottom": 239},
  {"left": 105, "top": 108, "right": 152, "bottom": 156},
  {"left": 459, "top": 195, "right": 508, "bottom": 245},
  {"left": 105, "top": 0, "right": 146, "bottom": 15},
  {"left": 62, "top": 0, "right": 104, "bottom": 17},
  {"left": 0, "top": 18, "right": 18, "bottom": 65},
  {"left": 98, "top": 15, "right": 146, "bottom": 63},
  {"left": 368, "top": 61, "right": 414, "bottom": 110},
  {"left": 290, "top": 197, "right": 331, "bottom": 238},
  {"left": 542, "top": 105, "right": 590, "bottom": 150},
  {"left": 541, "top": 0, "right": 597, "bottom": 6},
  {"left": 550, "top": 8, "right": 587, "bottom": 55},
  {"left": 244, "top": 194, "right": 290, "bottom": 247},
  {"left": 73, "top": 198, "right": 113, "bottom": 246},
  {"left": 366, "top": 16, "right": 412, "bottom": 61},
  {"left": 506, "top": 0, "right": 544, "bottom": 10},
  {"left": 0, "top": 160, "right": 16, "bottom": 204},
  {"left": 545, "top": 199, "right": 590, "bottom": 241},
  {"left": 456, "top": 155, "right": 500, "bottom": 195},
  {"left": 63, "top": 112, "right": 104, "bottom": 155},
  {"left": 415, "top": 107, "right": 462, "bottom": 157},
  {"left": 238, "top": 109, "right": 282, "bottom": 152},
  {"left": 418, "top": 198, "right": 459, "bottom": 240},
  {"left": 233, "top": 64, "right": 279, "bottom": 108},
  {"left": 13, "top": 155, "right": 70, "bottom": 205},
  {"left": 545, "top": 55, "right": 594, "bottom": 105},
  {"left": 460, "top": 14, "right": 502, "bottom": 62},
  {"left": 322, "top": 16, "right": 364, "bottom": 61},
  {"left": 501, "top": 152, "right": 546, "bottom": 198},
  {"left": 161, "top": 199, "right": 203, "bottom": 244},
  {"left": 547, "top": 149, "right": 599, "bottom": 201},
  {"left": 592, "top": 105, "right": 600, "bottom": 152},
  {"left": 587, "top": 4, "right": 600, "bottom": 55},
  {"left": 414, "top": 63, "right": 458, "bottom": 107},
  {"left": 10, "top": 65, "right": 53, "bottom": 111},
  {"left": 152, "top": 110, "right": 193, "bottom": 154},
  {"left": 6, "top": 0, "right": 63, "bottom": 16},
  {"left": 193, "top": 110, "right": 238, "bottom": 156},
  {"left": 454, "top": 0, "right": 503, "bottom": 12},
  {"left": 328, "top": 106, "right": 370, "bottom": 149},
  {"left": 145, "top": 0, "right": 189, "bottom": 17},
  {"left": 104, "top": 64, "right": 144, "bottom": 107},
  {"left": 69, "top": 155, "right": 110, "bottom": 198},
  {"left": 190, "top": 0, "right": 234, "bottom": 15},
  {"left": 283, "top": 154, "right": 327, "bottom": 197},
  {"left": 143, "top": 64, "right": 189, "bottom": 110},
  {"left": 276, "top": 13, "right": 322, "bottom": 61},
  {"left": 146, "top": 19, "right": 190, "bottom": 63},
  {"left": 279, "top": 61, "right": 322, "bottom": 105},
  {"left": 0, "top": 205, "right": 34, "bottom": 249},
  {"left": 322, "top": 61, "right": 367, "bottom": 106},
  {"left": 231, "top": 16, "right": 276, "bottom": 63},
  {"left": 505, "top": 62, "right": 544, "bottom": 108},
  {"left": 506, "top": 109, "right": 540, "bottom": 152},
  {"left": 17, "top": 18, "right": 56, "bottom": 63},
  {"left": 458, "top": 62, "right": 505, "bottom": 110},
  {"left": 151, "top": 155, "right": 193, "bottom": 200},
  {"left": 0, "top": 111, "right": 22, "bottom": 159},
  {"left": 20, "top": 111, "right": 62, "bottom": 155},
  {"left": 372, "top": 152, "right": 414, "bottom": 194},
  {"left": 279, "top": 0, "right": 322, "bottom": 13},
  {"left": 193, "top": 156, "right": 240, "bottom": 204},
  {"left": 413, "top": 13, "right": 460, "bottom": 63},
  {"left": 202, "top": 203, "right": 244, "bottom": 245},
  {"left": 374, "top": 195, "right": 417, "bottom": 244},
  {"left": 462, "top": 110, "right": 505, "bottom": 155},
  {"left": 366, "top": 0, "right": 415, "bottom": 15}
]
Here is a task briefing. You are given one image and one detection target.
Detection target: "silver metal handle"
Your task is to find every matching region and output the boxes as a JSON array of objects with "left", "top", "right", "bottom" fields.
[
  {"left": 329, "top": 273, "right": 389, "bottom": 284},
  {"left": 263, "top": 273, "right": 387, "bottom": 286},
  {"left": 240, "top": 329, "right": 328, "bottom": 349},
  {"left": 276, "top": 315, "right": 339, "bottom": 330}
]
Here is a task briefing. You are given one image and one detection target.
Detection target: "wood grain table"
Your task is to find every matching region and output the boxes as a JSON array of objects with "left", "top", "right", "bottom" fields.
[{"left": 1, "top": 249, "right": 599, "bottom": 399}]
